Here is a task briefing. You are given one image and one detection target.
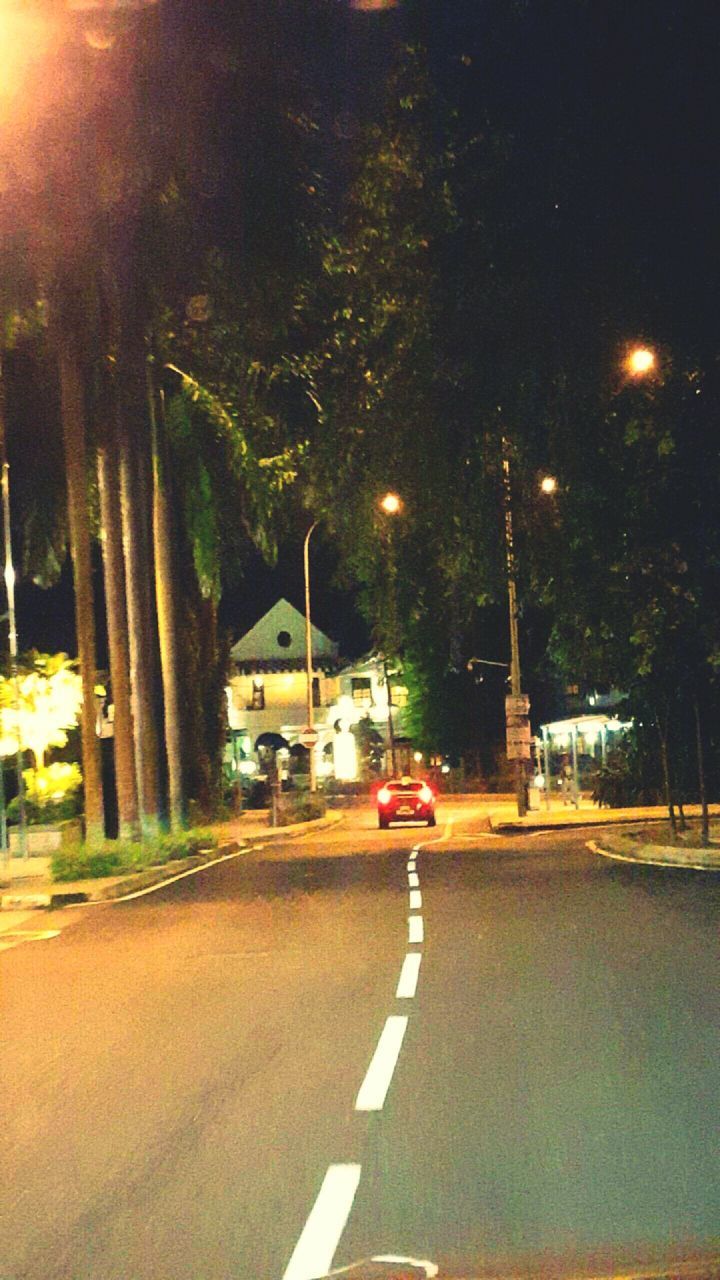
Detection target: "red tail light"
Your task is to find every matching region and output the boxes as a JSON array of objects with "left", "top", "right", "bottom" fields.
[
  {"left": 377, "top": 787, "right": 391, "bottom": 806},
  {"left": 419, "top": 784, "right": 433, "bottom": 804}
]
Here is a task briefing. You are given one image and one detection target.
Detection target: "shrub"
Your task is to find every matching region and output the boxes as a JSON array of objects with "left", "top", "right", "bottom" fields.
[
  {"left": 8, "top": 761, "right": 82, "bottom": 825},
  {"left": 275, "top": 793, "right": 327, "bottom": 825},
  {"left": 51, "top": 827, "right": 219, "bottom": 881}
]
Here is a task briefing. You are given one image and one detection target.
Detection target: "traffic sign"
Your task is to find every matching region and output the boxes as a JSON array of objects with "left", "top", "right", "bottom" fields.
[
  {"left": 298, "top": 726, "right": 319, "bottom": 748},
  {"left": 505, "top": 693, "right": 530, "bottom": 717},
  {"left": 506, "top": 722, "right": 532, "bottom": 760}
]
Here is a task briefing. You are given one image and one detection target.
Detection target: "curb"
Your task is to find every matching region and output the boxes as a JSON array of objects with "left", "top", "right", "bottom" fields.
[
  {"left": 587, "top": 837, "right": 720, "bottom": 872},
  {"left": 0, "top": 812, "right": 344, "bottom": 912},
  {"left": 242, "top": 811, "right": 345, "bottom": 841},
  {"left": 490, "top": 814, "right": 679, "bottom": 835},
  {"left": 1, "top": 841, "right": 244, "bottom": 911}
]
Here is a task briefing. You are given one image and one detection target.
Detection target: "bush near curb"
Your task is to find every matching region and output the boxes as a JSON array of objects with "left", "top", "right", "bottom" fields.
[
  {"left": 51, "top": 828, "right": 219, "bottom": 882},
  {"left": 273, "top": 794, "right": 327, "bottom": 826}
]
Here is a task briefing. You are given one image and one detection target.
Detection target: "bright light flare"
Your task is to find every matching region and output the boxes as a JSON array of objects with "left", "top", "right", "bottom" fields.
[
  {"left": 626, "top": 346, "right": 656, "bottom": 377},
  {"left": 379, "top": 491, "right": 402, "bottom": 516},
  {"left": 540, "top": 475, "right": 557, "bottom": 495},
  {"left": 0, "top": 4, "right": 55, "bottom": 105},
  {"left": 377, "top": 786, "right": 391, "bottom": 805},
  {"left": 418, "top": 784, "right": 433, "bottom": 804}
]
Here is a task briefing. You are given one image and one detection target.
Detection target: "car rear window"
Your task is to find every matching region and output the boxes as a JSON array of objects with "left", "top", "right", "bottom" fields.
[{"left": 388, "top": 781, "right": 423, "bottom": 792}]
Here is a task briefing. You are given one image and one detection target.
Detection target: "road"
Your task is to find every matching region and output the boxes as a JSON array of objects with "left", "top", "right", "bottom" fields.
[{"left": 1, "top": 802, "right": 718, "bottom": 1279}]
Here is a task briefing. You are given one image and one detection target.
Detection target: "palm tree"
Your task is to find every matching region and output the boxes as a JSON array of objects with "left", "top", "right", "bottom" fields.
[
  {"left": 54, "top": 306, "right": 105, "bottom": 843},
  {"left": 97, "top": 399, "right": 140, "bottom": 840},
  {"left": 148, "top": 358, "right": 185, "bottom": 830}
]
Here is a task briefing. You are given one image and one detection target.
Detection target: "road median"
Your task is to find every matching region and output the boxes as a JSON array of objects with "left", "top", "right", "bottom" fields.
[{"left": 587, "top": 830, "right": 720, "bottom": 871}]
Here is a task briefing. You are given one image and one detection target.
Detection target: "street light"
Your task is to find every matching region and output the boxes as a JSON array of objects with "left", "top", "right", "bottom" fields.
[
  {"left": 377, "top": 491, "right": 403, "bottom": 775},
  {"left": 501, "top": 437, "right": 529, "bottom": 816},
  {"left": 540, "top": 474, "right": 557, "bottom": 495},
  {"left": 625, "top": 345, "right": 656, "bottom": 378},
  {"left": 379, "top": 490, "right": 403, "bottom": 516},
  {"left": 303, "top": 520, "right": 319, "bottom": 793}
]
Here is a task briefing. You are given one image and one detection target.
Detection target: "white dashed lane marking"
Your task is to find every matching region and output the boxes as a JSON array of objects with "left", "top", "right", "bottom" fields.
[
  {"left": 396, "top": 952, "right": 422, "bottom": 999},
  {"left": 408, "top": 871, "right": 419, "bottom": 887},
  {"left": 282, "top": 1164, "right": 362, "bottom": 1280},
  {"left": 355, "top": 1015, "right": 409, "bottom": 1112},
  {"left": 408, "top": 915, "right": 424, "bottom": 944},
  {"left": 409, "top": 888, "right": 422, "bottom": 910}
]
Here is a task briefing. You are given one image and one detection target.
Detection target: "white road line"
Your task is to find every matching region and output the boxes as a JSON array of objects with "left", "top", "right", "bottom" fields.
[
  {"left": 282, "top": 1164, "right": 362, "bottom": 1280},
  {"left": 0, "top": 929, "right": 62, "bottom": 954},
  {"left": 396, "top": 952, "right": 422, "bottom": 999},
  {"left": 408, "top": 871, "right": 419, "bottom": 887},
  {"left": 355, "top": 1015, "right": 408, "bottom": 1111},
  {"left": 106, "top": 848, "right": 251, "bottom": 902},
  {"left": 408, "top": 915, "right": 424, "bottom": 944},
  {"left": 409, "top": 888, "right": 422, "bottom": 910}
]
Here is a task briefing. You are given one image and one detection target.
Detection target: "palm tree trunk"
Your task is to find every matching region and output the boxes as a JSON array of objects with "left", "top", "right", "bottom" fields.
[
  {"left": 98, "top": 416, "right": 139, "bottom": 839},
  {"left": 693, "top": 693, "right": 709, "bottom": 847},
  {"left": 57, "top": 328, "right": 105, "bottom": 844},
  {"left": 148, "top": 365, "right": 185, "bottom": 830},
  {"left": 117, "top": 365, "right": 161, "bottom": 838}
]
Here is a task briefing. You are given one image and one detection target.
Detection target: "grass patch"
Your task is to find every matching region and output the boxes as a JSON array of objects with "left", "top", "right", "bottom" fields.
[
  {"left": 51, "top": 827, "right": 219, "bottom": 882},
  {"left": 627, "top": 820, "right": 720, "bottom": 848}
]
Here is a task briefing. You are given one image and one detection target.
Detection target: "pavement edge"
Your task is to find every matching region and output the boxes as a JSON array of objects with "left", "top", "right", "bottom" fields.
[{"left": 1, "top": 810, "right": 345, "bottom": 912}]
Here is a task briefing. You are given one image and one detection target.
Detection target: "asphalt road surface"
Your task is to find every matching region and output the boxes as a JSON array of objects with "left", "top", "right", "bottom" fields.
[{"left": 1, "top": 803, "right": 719, "bottom": 1279}]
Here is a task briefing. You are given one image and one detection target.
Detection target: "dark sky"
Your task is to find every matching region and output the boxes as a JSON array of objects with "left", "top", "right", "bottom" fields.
[{"left": 12, "top": 0, "right": 720, "bottom": 659}]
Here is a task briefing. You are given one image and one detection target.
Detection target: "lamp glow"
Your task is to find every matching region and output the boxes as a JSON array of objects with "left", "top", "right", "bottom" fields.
[
  {"left": 626, "top": 346, "right": 656, "bottom": 377},
  {"left": 379, "top": 491, "right": 402, "bottom": 515}
]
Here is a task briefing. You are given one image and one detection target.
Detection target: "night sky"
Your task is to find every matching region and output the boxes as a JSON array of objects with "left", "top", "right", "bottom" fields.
[{"left": 12, "top": 0, "right": 720, "bottom": 662}]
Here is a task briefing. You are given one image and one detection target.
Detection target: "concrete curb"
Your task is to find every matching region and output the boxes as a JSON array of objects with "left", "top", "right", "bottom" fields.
[
  {"left": 241, "top": 810, "right": 345, "bottom": 841},
  {"left": 489, "top": 813, "right": 703, "bottom": 835},
  {"left": 587, "top": 835, "right": 720, "bottom": 872}
]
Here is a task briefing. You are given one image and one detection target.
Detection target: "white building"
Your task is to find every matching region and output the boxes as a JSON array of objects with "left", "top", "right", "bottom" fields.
[{"left": 226, "top": 599, "right": 410, "bottom": 781}]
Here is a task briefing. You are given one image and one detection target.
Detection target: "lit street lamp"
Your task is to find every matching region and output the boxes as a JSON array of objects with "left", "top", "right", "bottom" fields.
[
  {"left": 624, "top": 344, "right": 657, "bottom": 378},
  {"left": 379, "top": 490, "right": 403, "bottom": 516},
  {"left": 377, "top": 492, "right": 403, "bottom": 775}
]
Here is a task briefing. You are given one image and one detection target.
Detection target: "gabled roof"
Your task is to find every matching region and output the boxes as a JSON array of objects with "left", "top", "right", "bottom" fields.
[{"left": 230, "top": 598, "right": 339, "bottom": 667}]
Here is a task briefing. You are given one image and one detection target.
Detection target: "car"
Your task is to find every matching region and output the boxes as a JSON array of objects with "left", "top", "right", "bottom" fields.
[{"left": 377, "top": 776, "right": 437, "bottom": 828}]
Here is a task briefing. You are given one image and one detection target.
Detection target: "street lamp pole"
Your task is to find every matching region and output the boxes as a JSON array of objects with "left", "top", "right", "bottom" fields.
[
  {"left": 0, "top": 360, "right": 26, "bottom": 857},
  {"left": 501, "top": 436, "right": 528, "bottom": 818},
  {"left": 303, "top": 521, "right": 319, "bottom": 793}
]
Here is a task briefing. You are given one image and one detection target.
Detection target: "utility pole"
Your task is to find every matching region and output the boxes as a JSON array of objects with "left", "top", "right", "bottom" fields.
[
  {"left": 383, "top": 657, "right": 398, "bottom": 776},
  {"left": 501, "top": 437, "right": 529, "bottom": 817},
  {"left": 0, "top": 359, "right": 26, "bottom": 857}
]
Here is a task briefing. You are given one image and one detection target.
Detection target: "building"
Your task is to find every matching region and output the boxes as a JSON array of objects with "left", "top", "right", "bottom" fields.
[{"left": 225, "top": 599, "right": 410, "bottom": 782}]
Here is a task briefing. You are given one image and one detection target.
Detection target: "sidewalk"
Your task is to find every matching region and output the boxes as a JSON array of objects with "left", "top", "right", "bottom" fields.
[
  {"left": 0, "top": 810, "right": 344, "bottom": 924},
  {"left": 487, "top": 796, "right": 720, "bottom": 870},
  {"left": 487, "top": 795, "right": 720, "bottom": 831}
]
